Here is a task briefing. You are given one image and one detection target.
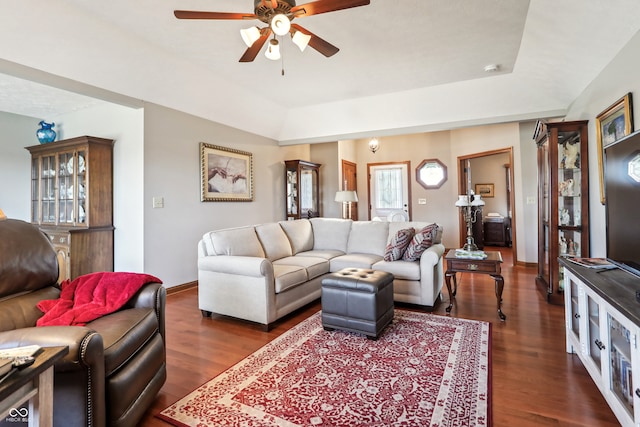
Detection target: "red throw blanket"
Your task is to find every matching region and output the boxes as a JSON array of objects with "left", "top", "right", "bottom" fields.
[{"left": 36, "top": 272, "right": 162, "bottom": 326}]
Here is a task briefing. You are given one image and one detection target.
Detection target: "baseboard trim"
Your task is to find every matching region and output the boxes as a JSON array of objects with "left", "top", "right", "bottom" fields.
[
  {"left": 516, "top": 261, "right": 537, "bottom": 268},
  {"left": 166, "top": 281, "right": 197, "bottom": 295}
]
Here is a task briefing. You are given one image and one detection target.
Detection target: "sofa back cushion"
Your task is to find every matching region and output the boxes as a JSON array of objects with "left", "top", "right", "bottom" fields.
[
  {"left": 309, "top": 218, "right": 352, "bottom": 252},
  {"left": 255, "top": 223, "right": 293, "bottom": 261},
  {"left": 347, "top": 221, "right": 390, "bottom": 256},
  {"left": 204, "top": 226, "right": 265, "bottom": 258},
  {"left": 279, "top": 219, "right": 314, "bottom": 254},
  {"left": 0, "top": 219, "right": 59, "bottom": 299}
]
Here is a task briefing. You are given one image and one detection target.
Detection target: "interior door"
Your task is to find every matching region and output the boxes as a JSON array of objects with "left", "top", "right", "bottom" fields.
[
  {"left": 341, "top": 160, "right": 358, "bottom": 220},
  {"left": 368, "top": 162, "right": 411, "bottom": 221}
]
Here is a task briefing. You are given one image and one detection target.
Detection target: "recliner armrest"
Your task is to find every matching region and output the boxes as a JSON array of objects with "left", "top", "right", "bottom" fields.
[
  {"left": 0, "top": 326, "right": 104, "bottom": 372},
  {"left": 125, "top": 282, "right": 166, "bottom": 342}
]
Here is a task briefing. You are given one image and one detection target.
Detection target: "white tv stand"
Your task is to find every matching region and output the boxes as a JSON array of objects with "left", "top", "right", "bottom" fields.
[{"left": 561, "top": 258, "right": 640, "bottom": 426}]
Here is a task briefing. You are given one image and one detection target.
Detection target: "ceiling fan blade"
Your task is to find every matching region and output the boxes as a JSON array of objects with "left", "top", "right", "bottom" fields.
[
  {"left": 291, "top": 24, "right": 339, "bottom": 57},
  {"left": 174, "top": 10, "right": 256, "bottom": 20},
  {"left": 291, "top": 0, "right": 370, "bottom": 17},
  {"left": 239, "top": 29, "right": 272, "bottom": 62}
]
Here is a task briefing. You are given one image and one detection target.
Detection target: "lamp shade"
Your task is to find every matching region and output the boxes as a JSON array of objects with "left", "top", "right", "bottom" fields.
[
  {"left": 455, "top": 195, "right": 470, "bottom": 207},
  {"left": 335, "top": 191, "right": 358, "bottom": 203},
  {"left": 471, "top": 194, "right": 485, "bottom": 206},
  {"left": 271, "top": 14, "right": 291, "bottom": 36},
  {"left": 240, "top": 26, "right": 261, "bottom": 47},
  {"left": 0, "top": 208, "right": 5, "bottom": 220},
  {"left": 292, "top": 30, "right": 311, "bottom": 52},
  {"left": 265, "top": 39, "right": 280, "bottom": 60}
]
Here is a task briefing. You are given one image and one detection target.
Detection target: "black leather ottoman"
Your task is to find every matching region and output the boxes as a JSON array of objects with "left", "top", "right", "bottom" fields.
[{"left": 321, "top": 268, "right": 394, "bottom": 340}]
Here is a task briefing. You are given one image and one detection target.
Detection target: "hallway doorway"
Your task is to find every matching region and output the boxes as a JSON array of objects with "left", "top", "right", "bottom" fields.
[{"left": 458, "top": 148, "right": 517, "bottom": 266}]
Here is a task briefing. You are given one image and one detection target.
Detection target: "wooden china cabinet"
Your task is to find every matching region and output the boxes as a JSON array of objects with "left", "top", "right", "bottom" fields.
[
  {"left": 26, "top": 136, "right": 114, "bottom": 283},
  {"left": 285, "top": 160, "right": 321, "bottom": 220},
  {"left": 533, "top": 120, "right": 589, "bottom": 304}
]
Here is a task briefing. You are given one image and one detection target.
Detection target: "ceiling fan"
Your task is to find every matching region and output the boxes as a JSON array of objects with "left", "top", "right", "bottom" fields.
[{"left": 174, "top": 0, "right": 371, "bottom": 62}]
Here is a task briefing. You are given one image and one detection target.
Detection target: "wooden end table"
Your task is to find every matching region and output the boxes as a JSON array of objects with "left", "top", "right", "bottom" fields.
[
  {"left": 444, "top": 250, "right": 506, "bottom": 321},
  {"left": 0, "top": 346, "right": 68, "bottom": 427}
]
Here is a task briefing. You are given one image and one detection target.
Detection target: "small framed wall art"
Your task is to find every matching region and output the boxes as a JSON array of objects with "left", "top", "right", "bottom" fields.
[
  {"left": 595, "top": 92, "right": 634, "bottom": 204},
  {"left": 475, "top": 183, "right": 495, "bottom": 198},
  {"left": 200, "top": 142, "right": 253, "bottom": 202}
]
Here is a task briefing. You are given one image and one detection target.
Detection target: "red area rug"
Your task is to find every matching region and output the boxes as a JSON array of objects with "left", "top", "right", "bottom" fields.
[{"left": 158, "top": 310, "right": 491, "bottom": 426}]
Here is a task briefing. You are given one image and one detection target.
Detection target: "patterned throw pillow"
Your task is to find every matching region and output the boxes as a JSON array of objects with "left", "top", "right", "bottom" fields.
[
  {"left": 402, "top": 224, "right": 438, "bottom": 261},
  {"left": 383, "top": 228, "right": 415, "bottom": 261}
]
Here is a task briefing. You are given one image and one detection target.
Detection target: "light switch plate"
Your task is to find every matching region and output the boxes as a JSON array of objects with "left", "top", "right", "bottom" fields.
[
  {"left": 152, "top": 197, "right": 164, "bottom": 208},
  {"left": 418, "top": 198, "right": 427, "bottom": 205}
]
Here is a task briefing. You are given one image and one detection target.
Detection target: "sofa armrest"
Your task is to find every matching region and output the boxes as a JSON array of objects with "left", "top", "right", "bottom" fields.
[
  {"left": 198, "top": 255, "right": 273, "bottom": 278},
  {"left": 126, "top": 282, "right": 166, "bottom": 340},
  {"left": 419, "top": 243, "right": 445, "bottom": 267}
]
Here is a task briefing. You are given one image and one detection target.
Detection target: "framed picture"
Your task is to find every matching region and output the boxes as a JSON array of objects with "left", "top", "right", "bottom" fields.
[
  {"left": 596, "top": 93, "right": 634, "bottom": 204},
  {"left": 475, "top": 183, "right": 494, "bottom": 198},
  {"left": 200, "top": 142, "right": 253, "bottom": 202}
]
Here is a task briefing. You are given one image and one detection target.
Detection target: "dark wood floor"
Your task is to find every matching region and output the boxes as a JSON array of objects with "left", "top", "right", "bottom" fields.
[{"left": 139, "top": 247, "right": 620, "bottom": 426}]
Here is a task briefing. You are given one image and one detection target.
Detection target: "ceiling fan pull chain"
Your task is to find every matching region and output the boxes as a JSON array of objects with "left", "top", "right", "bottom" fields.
[{"left": 281, "top": 49, "right": 285, "bottom": 76}]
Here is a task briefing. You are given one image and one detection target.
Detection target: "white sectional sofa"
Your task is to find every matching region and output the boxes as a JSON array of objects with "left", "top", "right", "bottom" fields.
[{"left": 197, "top": 218, "right": 445, "bottom": 329}]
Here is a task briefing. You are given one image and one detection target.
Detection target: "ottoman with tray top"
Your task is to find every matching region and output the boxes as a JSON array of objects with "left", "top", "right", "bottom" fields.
[{"left": 321, "top": 268, "right": 394, "bottom": 339}]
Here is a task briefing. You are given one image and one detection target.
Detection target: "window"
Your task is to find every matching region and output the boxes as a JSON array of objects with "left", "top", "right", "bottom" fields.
[{"left": 416, "top": 159, "right": 447, "bottom": 189}]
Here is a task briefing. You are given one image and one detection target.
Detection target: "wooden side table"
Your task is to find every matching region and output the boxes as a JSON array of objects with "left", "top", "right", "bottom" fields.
[
  {"left": 0, "top": 346, "right": 68, "bottom": 427},
  {"left": 444, "top": 250, "right": 506, "bottom": 320}
]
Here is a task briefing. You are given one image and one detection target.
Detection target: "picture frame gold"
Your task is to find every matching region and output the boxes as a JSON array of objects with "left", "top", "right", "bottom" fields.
[
  {"left": 596, "top": 92, "right": 634, "bottom": 204},
  {"left": 200, "top": 142, "right": 253, "bottom": 202},
  {"left": 475, "top": 183, "right": 494, "bottom": 198}
]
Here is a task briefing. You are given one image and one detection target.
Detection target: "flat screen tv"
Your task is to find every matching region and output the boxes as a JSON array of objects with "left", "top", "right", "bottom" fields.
[{"left": 604, "top": 129, "right": 640, "bottom": 278}]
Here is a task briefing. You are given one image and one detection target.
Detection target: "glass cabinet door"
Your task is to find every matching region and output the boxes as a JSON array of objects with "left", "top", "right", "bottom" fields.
[
  {"left": 299, "top": 168, "right": 318, "bottom": 218},
  {"left": 586, "top": 292, "right": 603, "bottom": 372},
  {"left": 286, "top": 170, "right": 298, "bottom": 217},
  {"left": 608, "top": 314, "right": 634, "bottom": 417}
]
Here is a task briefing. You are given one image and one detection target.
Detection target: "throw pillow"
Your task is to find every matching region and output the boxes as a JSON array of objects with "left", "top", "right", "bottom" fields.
[
  {"left": 384, "top": 228, "right": 415, "bottom": 261},
  {"left": 403, "top": 224, "right": 437, "bottom": 261}
]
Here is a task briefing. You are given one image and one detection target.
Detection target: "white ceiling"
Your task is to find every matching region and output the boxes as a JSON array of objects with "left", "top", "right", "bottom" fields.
[{"left": 1, "top": 0, "right": 640, "bottom": 144}]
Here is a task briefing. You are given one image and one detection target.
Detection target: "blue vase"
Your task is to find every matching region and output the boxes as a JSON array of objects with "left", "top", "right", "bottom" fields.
[{"left": 36, "top": 121, "right": 56, "bottom": 144}]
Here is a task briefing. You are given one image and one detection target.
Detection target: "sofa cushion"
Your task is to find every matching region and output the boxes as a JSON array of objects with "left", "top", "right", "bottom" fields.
[
  {"left": 279, "top": 220, "right": 314, "bottom": 254},
  {"left": 255, "top": 223, "right": 293, "bottom": 261},
  {"left": 330, "top": 254, "right": 384, "bottom": 272},
  {"left": 402, "top": 224, "right": 438, "bottom": 261},
  {"left": 389, "top": 222, "right": 443, "bottom": 244},
  {"left": 206, "top": 227, "right": 265, "bottom": 258},
  {"left": 373, "top": 260, "right": 421, "bottom": 281},
  {"left": 309, "top": 218, "right": 353, "bottom": 252},
  {"left": 296, "top": 249, "right": 345, "bottom": 260},
  {"left": 273, "top": 265, "right": 308, "bottom": 293},
  {"left": 274, "top": 256, "right": 329, "bottom": 280},
  {"left": 347, "top": 221, "right": 389, "bottom": 257},
  {"left": 383, "top": 228, "right": 415, "bottom": 261}
]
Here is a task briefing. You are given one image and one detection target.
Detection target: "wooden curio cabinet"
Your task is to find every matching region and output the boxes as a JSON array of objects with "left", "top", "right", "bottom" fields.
[
  {"left": 533, "top": 120, "right": 589, "bottom": 304},
  {"left": 26, "top": 136, "right": 114, "bottom": 282},
  {"left": 285, "top": 160, "right": 321, "bottom": 220}
]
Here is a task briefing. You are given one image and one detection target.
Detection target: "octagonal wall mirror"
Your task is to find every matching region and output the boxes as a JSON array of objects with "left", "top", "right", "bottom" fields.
[{"left": 416, "top": 159, "right": 447, "bottom": 189}]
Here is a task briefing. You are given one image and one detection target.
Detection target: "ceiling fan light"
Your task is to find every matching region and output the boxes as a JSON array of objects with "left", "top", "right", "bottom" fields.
[
  {"left": 240, "top": 26, "right": 261, "bottom": 47},
  {"left": 271, "top": 14, "right": 291, "bottom": 36},
  {"left": 292, "top": 30, "right": 311, "bottom": 52},
  {"left": 265, "top": 39, "right": 281, "bottom": 60}
]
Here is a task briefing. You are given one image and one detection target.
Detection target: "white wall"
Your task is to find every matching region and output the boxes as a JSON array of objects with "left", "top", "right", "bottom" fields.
[
  {"left": 142, "top": 103, "right": 308, "bottom": 287},
  {"left": 52, "top": 102, "right": 145, "bottom": 273},
  {"left": 517, "top": 121, "right": 540, "bottom": 263},
  {"left": 0, "top": 113, "right": 40, "bottom": 220},
  {"left": 565, "top": 29, "right": 640, "bottom": 258}
]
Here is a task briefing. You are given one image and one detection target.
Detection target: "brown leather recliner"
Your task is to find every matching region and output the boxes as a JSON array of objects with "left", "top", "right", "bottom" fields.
[{"left": 0, "top": 218, "right": 166, "bottom": 427}]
